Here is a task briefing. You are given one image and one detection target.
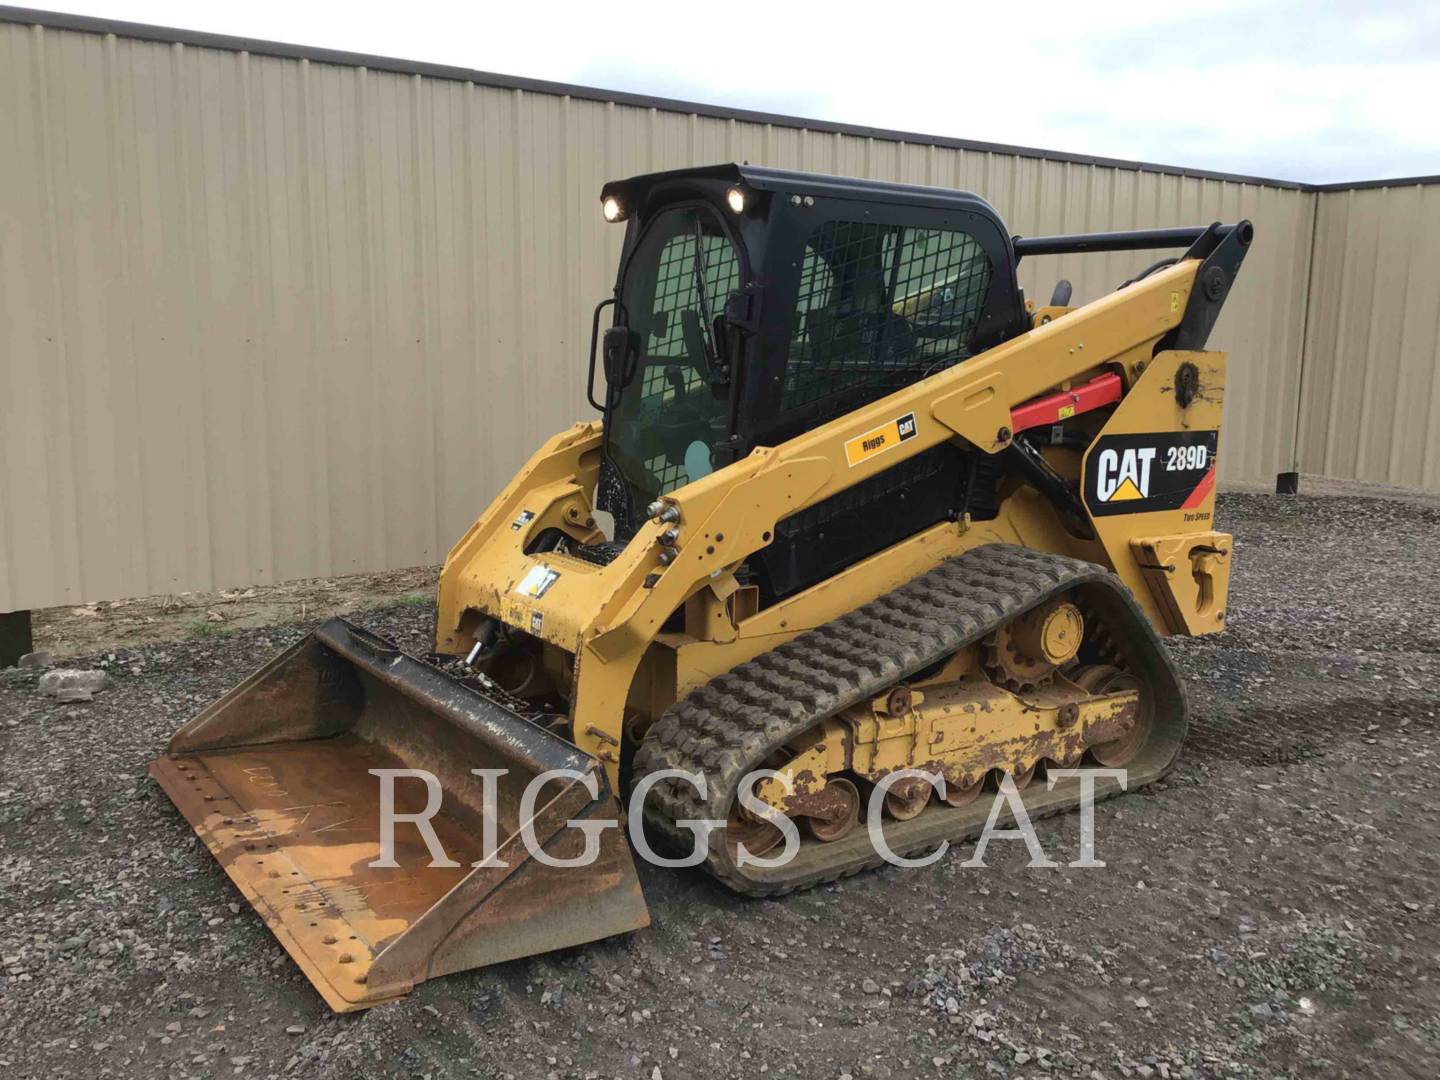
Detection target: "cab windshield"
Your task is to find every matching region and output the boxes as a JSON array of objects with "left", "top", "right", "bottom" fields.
[{"left": 604, "top": 205, "right": 741, "bottom": 505}]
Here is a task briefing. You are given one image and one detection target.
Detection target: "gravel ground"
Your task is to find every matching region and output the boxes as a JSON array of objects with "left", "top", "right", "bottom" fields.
[{"left": 3, "top": 492, "right": 1438, "bottom": 1080}]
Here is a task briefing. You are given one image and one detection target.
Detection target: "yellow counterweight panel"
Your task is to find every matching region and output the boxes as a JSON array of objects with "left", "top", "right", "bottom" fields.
[{"left": 1081, "top": 349, "right": 1232, "bottom": 635}]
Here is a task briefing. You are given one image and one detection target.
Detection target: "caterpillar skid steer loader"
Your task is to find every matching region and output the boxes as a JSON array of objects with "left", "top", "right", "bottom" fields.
[{"left": 152, "top": 164, "right": 1250, "bottom": 1010}]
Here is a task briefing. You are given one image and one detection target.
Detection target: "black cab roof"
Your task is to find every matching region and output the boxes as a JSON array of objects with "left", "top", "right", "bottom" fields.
[{"left": 600, "top": 163, "right": 1007, "bottom": 222}]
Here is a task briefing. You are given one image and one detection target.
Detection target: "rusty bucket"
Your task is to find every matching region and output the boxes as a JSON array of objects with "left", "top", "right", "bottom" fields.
[{"left": 150, "top": 618, "right": 649, "bottom": 1011}]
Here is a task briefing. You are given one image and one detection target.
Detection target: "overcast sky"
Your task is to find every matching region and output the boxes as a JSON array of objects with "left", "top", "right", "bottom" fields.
[{"left": 31, "top": 0, "right": 1440, "bottom": 184}]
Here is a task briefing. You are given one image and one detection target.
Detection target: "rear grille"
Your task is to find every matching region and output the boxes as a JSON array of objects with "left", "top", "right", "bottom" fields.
[{"left": 777, "top": 446, "right": 949, "bottom": 538}]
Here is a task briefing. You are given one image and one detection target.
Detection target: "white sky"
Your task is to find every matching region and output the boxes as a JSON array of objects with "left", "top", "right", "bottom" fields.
[{"left": 27, "top": 0, "right": 1440, "bottom": 183}]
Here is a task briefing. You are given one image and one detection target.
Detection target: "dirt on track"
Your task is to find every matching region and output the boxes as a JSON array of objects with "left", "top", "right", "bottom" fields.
[{"left": 2, "top": 492, "right": 1438, "bottom": 1080}]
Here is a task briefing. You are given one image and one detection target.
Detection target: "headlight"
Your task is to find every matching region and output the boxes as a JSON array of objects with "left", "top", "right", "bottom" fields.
[
  {"left": 602, "top": 196, "right": 623, "bottom": 222},
  {"left": 726, "top": 187, "right": 746, "bottom": 214}
]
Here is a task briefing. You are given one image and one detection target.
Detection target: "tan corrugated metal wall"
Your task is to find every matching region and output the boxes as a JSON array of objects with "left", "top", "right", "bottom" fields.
[
  {"left": 1296, "top": 183, "right": 1440, "bottom": 489},
  {"left": 0, "top": 16, "right": 1384, "bottom": 613}
]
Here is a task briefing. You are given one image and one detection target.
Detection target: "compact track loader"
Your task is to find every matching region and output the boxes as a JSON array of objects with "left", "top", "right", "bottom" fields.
[{"left": 153, "top": 164, "right": 1249, "bottom": 1010}]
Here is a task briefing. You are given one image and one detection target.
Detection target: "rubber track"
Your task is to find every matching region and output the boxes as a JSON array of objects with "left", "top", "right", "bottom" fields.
[{"left": 633, "top": 544, "right": 1187, "bottom": 895}]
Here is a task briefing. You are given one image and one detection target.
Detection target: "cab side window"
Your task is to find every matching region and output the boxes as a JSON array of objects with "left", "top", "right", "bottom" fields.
[
  {"left": 782, "top": 221, "right": 992, "bottom": 414},
  {"left": 606, "top": 206, "right": 742, "bottom": 501}
]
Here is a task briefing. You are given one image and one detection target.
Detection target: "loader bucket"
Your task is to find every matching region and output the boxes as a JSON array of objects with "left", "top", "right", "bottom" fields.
[{"left": 149, "top": 618, "right": 649, "bottom": 1011}]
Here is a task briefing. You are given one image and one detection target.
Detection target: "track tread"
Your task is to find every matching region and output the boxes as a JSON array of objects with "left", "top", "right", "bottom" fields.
[{"left": 632, "top": 544, "right": 1186, "bottom": 895}]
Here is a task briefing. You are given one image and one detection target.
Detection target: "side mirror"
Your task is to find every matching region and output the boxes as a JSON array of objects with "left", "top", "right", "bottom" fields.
[{"left": 602, "top": 325, "right": 639, "bottom": 389}]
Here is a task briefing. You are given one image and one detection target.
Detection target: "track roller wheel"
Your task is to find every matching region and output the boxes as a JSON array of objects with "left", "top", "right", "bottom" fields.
[
  {"left": 803, "top": 778, "right": 861, "bottom": 843},
  {"left": 941, "top": 775, "right": 985, "bottom": 807},
  {"left": 884, "top": 776, "right": 932, "bottom": 820},
  {"left": 725, "top": 802, "right": 784, "bottom": 860},
  {"left": 1074, "top": 665, "right": 1152, "bottom": 767},
  {"left": 1005, "top": 763, "right": 1037, "bottom": 791}
]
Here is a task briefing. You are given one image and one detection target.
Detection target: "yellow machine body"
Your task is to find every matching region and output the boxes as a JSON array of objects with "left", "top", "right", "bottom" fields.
[
  {"left": 153, "top": 164, "right": 1244, "bottom": 1011},
  {"left": 436, "top": 260, "right": 1232, "bottom": 791}
]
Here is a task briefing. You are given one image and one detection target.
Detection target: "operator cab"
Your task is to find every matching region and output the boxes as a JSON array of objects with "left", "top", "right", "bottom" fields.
[{"left": 592, "top": 164, "right": 1027, "bottom": 600}]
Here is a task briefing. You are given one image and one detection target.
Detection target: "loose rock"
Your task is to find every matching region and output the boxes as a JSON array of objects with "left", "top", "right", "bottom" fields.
[{"left": 36, "top": 667, "right": 113, "bottom": 701}]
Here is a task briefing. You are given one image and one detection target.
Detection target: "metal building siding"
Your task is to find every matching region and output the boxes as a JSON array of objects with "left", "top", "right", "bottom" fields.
[
  {"left": 1297, "top": 184, "right": 1440, "bottom": 489},
  {"left": 0, "top": 19, "right": 1317, "bottom": 612}
]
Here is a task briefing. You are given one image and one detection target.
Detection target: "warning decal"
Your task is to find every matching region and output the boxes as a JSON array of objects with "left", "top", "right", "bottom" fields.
[
  {"left": 844, "top": 411, "right": 918, "bottom": 468},
  {"left": 514, "top": 564, "right": 561, "bottom": 599},
  {"left": 1083, "top": 431, "right": 1219, "bottom": 517}
]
